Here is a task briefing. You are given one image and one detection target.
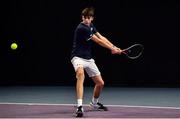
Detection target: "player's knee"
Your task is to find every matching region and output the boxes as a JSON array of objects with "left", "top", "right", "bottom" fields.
[
  {"left": 76, "top": 70, "right": 84, "bottom": 79},
  {"left": 101, "top": 81, "right": 104, "bottom": 87},
  {"left": 98, "top": 80, "right": 104, "bottom": 87}
]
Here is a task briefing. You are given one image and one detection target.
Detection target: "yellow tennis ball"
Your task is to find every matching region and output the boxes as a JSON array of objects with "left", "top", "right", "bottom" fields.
[{"left": 11, "top": 43, "right": 18, "bottom": 50}]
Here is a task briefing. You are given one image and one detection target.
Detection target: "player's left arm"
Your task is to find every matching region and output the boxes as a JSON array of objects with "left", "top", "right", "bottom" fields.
[{"left": 94, "top": 32, "right": 122, "bottom": 52}]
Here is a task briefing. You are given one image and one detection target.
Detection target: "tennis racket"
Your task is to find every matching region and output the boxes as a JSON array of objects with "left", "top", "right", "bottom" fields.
[{"left": 122, "top": 44, "right": 144, "bottom": 59}]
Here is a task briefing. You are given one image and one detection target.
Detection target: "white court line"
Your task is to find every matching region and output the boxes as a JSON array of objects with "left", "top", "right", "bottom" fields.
[{"left": 1, "top": 102, "right": 180, "bottom": 110}]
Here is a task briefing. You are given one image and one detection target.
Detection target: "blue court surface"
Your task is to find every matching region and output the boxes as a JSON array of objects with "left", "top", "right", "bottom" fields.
[{"left": 0, "top": 86, "right": 180, "bottom": 118}]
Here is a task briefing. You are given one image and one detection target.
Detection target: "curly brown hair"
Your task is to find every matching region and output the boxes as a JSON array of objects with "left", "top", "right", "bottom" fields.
[{"left": 81, "top": 7, "right": 95, "bottom": 17}]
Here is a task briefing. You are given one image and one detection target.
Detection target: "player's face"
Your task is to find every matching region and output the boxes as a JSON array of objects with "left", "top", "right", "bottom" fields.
[{"left": 82, "top": 16, "right": 94, "bottom": 25}]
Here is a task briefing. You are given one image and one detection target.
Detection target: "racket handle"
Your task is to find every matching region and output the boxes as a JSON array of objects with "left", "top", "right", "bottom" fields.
[{"left": 121, "top": 50, "right": 127, "bottom": 54}]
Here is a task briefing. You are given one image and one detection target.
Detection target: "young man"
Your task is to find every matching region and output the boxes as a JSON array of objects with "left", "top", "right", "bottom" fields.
[{"left": 71, "top": 7, "right": 123, "bottom": 117}]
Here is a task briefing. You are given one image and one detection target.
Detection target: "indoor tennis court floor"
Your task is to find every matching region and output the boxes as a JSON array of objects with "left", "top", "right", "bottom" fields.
[{"left": 0, "top": 86, "right": 180, "bottom": 118}]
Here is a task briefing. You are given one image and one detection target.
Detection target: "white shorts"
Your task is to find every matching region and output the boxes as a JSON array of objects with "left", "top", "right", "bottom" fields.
[{"left": 71, "top": 56, "right": 101, "bottom": 77}]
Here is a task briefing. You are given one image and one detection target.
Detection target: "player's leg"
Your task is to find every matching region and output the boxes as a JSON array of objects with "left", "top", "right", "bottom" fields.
[
  {"left": 85, "top": 59, "right": 108, "bottom": 111},
  {"left": 75, "top": 67, "right": 84, "bottom": 117},
  {"left": 91, "top": 75, "right": 104, "bottom": 100},
  {"left": 71, "top": 57, "right": 85, "bottom": 117},
  {"left": 76, "top": 67, "right": 85, "bottom": 105},
  {"left": 90, "top": 75, "right": 107, "bottom": 111}
]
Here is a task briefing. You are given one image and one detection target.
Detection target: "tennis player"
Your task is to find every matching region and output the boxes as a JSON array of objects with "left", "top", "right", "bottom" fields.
[{"left": 71, "top": 7, "right": 122, "bottom": 117}]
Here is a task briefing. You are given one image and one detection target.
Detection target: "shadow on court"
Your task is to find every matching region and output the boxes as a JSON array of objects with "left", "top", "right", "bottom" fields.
[{"left": 0, "top": 104, "right": 180, "bottom": 118}]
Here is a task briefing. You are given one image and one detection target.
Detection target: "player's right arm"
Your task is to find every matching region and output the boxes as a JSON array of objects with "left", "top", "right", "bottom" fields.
[{"left": 91, "top": 34, "right": 120, "bottom": 54}]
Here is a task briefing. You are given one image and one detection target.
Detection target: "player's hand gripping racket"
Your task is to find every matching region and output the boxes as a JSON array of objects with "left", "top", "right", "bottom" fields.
[{"left": 121, "top": 44, "right": 144, "bottom": 59}]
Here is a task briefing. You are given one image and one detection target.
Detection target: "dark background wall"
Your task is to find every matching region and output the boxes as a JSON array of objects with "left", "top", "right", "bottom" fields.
[{"left": 0, "top": 0, "right": 179, "bottom": 87}]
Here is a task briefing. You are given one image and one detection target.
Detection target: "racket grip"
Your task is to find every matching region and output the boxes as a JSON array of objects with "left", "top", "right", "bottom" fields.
[{"left": 121, "top": 50, "right": 127, "bottom": 54}]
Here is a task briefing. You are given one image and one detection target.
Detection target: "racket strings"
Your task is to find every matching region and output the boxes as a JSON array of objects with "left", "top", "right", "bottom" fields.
[{"left": 125, "top": 45, "right": 144, "bottom": 58}]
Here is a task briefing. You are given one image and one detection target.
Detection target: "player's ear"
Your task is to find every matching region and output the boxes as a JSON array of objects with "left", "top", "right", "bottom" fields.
[
  {"left": 81, "top": 16, "right": 84, "bottom": 20},
  {"left": 91, "top": 16, "right": 94, "bottom": 21}
]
